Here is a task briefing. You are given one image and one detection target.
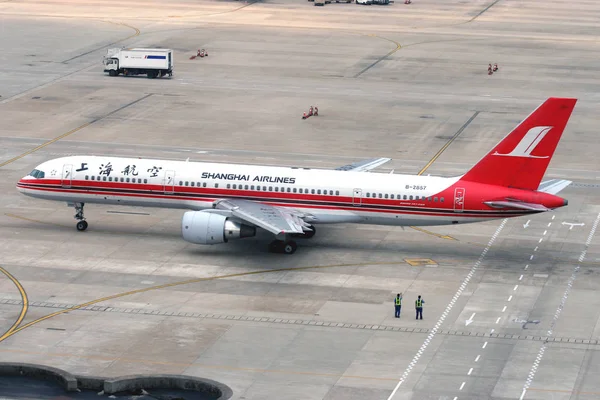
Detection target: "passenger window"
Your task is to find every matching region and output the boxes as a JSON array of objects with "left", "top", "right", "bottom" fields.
[
  {"left": 317, "top": 190, "right": 321, "bottom": 194},
  {"left": 391, "top": 194, "right": 394, "bottom": 199},
  {"left": 203, "top": 183, "right": 207, "bottom": 187},
  {"left": 226, "top": 184, "right": 230, "bottom": 189},
  {"left": 274, "top": 187, "right": 279, "bottom": 192},
  {"left": 185, "top": 181, "right": 189, "bottom": 186},
  {"left": 441, "top": 197, "right": 444, "bottom": 202},
  {"left": 379, "top": 193, "right": 382, "bottom": 199},
  {"left": 120, "top": 177, "right": 124, "bottom": 182},
  {"left": 409, "top": 195, "right": 413, "bottom": 200},
  {"left": 251, "top": 185, "right": 255, "bottom": 190},
  {"left": 434, "top": 197, "right": 438, "bottom": 202},
  {"left": 144, "top": 179, "right": 148, "bottom": 184},
  {"left": 366, "top": 193, "right": 370, "bottom": 198},
  {"left": 287, "top": 188, "right": 291, "bottom": 193},
  {"left": 85, "top": 175, "right": 89, "bottom": 180},
  {"left": 299, "top": 189, "right": 303, "bottom": 194},
  {"left": 103, "top": 176, "right": 107, "bottom": 181},
  {"left": 385, "top": 194, "right": 389, "bottom": 199},
  {"left": 233, "top": 184, "right": 237, "bottom": 189},
  {"left": 403, "top": 195, "right": 407, "bottom": 200},
  {"left": 245, "top": 185, "right": 249, "bottom": 190},
  {"left": 126, "top": 178, "right": 130, "bottom": 183},
  {"left": 138, "top": 179, "right": 142, "bottom": 183},
  {"left": 293, "top": 188, "right": 297, "bottom": 193},
  {"left": 215, "top": 183, "right": 219, "bottom": 188},
  {"left": 269, "top": 186, "right": 273, "bottom": 191},
  {"left": 179, "top": 181, "right": 182, "bottom": 186},
  {"left": 191, "top": 182, "right": 195, "bottom": 187},
  {"left": 329, "top": 190, "right": 333, "bottom": 195},
  {"left": 108, "top": 177, "right": 112, "bottom": 182},
  {"left": 91, "top": 176, "right": 95, "bottom": 181},
  {"left": 311, "top": 189, "right": 315, "bottom": 194},
  {"left": 335, "top": 191, "right": 339, "bottom": 195},
  {"left": 263, "top": 186, "right": 267, "bottom": 191}
]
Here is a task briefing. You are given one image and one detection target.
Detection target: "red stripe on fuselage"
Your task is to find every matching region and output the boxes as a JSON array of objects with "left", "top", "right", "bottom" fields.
[{"left": 17, "top": 179, "right": 529, "bottom": 219}]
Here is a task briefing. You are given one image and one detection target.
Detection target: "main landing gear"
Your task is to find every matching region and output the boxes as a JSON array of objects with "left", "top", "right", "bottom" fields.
[
  {"left": 268, "top": 226, "right": 315, "bottom": 254},
  {"left": 269, "top": 240, "right": 298, "bottom": 254},
  {"left": 73, "top": 202, "right": 88, "bottom": 231}
]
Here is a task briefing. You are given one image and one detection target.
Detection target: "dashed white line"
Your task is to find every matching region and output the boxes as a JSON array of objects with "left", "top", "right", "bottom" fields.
[
  {"left": 467, "top": 368, "right": 473, "bottom": 376},
  {"left": 543, "top": 230, "right": 547, "bottom": 235},
  {"left": 386, "top": 220, "right": 507, "bottom": 400},
  {"left": 514, "top": 285, "right": 519, "bottom": 291},
  {"left": 519, "top": 212, "right": 600, "bottom": 400},
  {"left": 548, "top": 222, "right": 552, "bottom": 227},
  {"left": 519, "top": 275, "right": 523, "bottom": 281},
  {"left": 482, "top": 342, "right": 488, "bottom": 349},
  {"left": 475, "top": 355, "right": 480, "bottom": 362},
  {"left": 508, "top": 295, "right": 513, "bottom": 302},
  {"left": 530, "top": 255, "right": 534, "bottom": 260},
  {"left": 490, "top": 329, "right": 495, "bottom": 334},
  {"left": 496, "top": 317, "right": 501, "bottom": 324},
  {"left": 552, "top": 215, "right": 556, "bottom": 220},
  {"left": 534, "top": 246, "right": 538, "bottom": 252},
  {"left": 459, "top": 382, "right": 465, "bottom": 390},
  {"left": 539, "top": 238, "right": 543, "bottom": 243},
  {"left": 502, "top": 306, "right": 507, "bottom": 312}
]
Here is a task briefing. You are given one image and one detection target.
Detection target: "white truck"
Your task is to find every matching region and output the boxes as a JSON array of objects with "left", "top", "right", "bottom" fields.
[{"left": 103, "top": 48, "right": 173, "bottom": 79}]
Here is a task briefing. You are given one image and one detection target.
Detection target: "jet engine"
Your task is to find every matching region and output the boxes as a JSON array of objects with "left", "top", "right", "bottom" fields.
[{"left": 181, "top": 211, "right": 256, "bottom": 244}]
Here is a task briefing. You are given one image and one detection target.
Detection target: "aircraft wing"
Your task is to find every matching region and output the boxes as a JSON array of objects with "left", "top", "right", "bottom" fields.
[
  {"left": 537, "top": 179, "right": 572, "bottom": 195},
  {"left": 335, "top": 157, "right": 391, "bottom": 172},
  {"left": 213, "top": 199, "right": 312, "bottom": 235}
]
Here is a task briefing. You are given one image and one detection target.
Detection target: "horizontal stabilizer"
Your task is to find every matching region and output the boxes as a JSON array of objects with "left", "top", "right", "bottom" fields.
[
  {"left": 537, "top": 179, "right": 572, "bottom": 195},
  {"left": 335, "top": 157, "right": 391, "bottom": 172},
  {"left": 484, "top": 201, "right": 549, "bottom": 212}
]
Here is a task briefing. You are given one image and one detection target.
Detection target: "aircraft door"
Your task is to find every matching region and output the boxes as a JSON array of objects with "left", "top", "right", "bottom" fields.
[
  {"left": 352, "top": 188, "right": 362, "bottom": 206},
  {"left": 163, "top": 170, "right": 175, "bottom": 194},
  {"left": 454, "top": 187, "right": 465, "bottom": 212},
  {"left": 61, "top": 164, "right": 73, "bottom": 188}
]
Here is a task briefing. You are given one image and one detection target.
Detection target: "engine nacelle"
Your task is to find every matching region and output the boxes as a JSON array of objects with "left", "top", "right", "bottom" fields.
[{"left": 182, "top": 211, "right": 256, "bottom": 244}]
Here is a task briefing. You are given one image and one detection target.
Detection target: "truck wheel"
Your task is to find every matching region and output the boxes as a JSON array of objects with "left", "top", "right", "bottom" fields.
[
  {"left": 109, "top": 70, "right": 117, "bottom": 77},
  {"left": 147, "top": 71, "right": 157, "bottom": 79}
]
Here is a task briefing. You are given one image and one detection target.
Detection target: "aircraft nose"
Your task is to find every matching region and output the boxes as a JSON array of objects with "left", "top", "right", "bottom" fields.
[{"left": 564, "top": 198, "right": 568, "bottom": 206}]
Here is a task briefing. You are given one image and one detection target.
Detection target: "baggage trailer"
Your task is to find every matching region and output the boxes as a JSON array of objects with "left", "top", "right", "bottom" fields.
[{"left": 103, "top": 48, "right": 173, "bottom": 78}]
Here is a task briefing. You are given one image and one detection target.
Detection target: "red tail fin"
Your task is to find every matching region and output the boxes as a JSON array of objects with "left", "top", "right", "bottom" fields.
[{"left": 460, "top": 97, "right": 577, "bottom": 191}]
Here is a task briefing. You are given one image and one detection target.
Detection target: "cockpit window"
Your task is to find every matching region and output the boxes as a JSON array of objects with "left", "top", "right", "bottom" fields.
[{"left": 29, "top": 169, "right": 45, "bottom": 179}]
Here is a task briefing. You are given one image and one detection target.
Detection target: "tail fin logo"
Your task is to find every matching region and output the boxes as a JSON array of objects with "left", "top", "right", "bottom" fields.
[{"left": 493, "top": 126, "right": 552, "bottom": 158}]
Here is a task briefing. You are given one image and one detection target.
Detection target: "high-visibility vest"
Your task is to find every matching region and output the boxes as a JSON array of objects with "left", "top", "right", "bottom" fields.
[
  {"left": 395, "top": 297, "right": 401, "bottom": 306},
  {"left": 416, "top": 299, "right": 423, "bottom": 307}
]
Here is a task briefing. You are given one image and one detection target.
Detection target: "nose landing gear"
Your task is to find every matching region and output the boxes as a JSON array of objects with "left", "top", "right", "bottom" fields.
[{"left": 72, "top": 202, "right": 88, "bottom": 231}]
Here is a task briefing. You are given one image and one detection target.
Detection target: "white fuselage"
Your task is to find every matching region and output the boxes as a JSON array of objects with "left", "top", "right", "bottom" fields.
[{"left": 17, "top": 156, "right": 526, "bottom": 227}]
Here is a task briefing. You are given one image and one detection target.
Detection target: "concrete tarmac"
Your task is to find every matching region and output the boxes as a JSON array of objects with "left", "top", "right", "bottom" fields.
[{"left": 1, "top": 0, "right": 600, "bottom": 399}]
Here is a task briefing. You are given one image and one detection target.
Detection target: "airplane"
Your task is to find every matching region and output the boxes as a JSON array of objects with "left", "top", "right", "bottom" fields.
[{"left": 17, "top": 97, "right": 576, "bottom": 254}]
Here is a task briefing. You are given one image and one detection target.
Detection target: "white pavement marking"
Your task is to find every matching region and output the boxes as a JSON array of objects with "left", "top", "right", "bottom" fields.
[
  {"left": 552, "top": 215, "right": 556, "bottom": 220},
  {"left": 465, "top": 313, "right": 476, "bottom": 326},
  {"left": 508, "top": 295, "right": 513, "bottom": 301},
  {"left": 539, "top": 238, "right": 543, "bottom": 243},
  {"left": 519, "top": 212, "right": 600, "bottom": 400},
  {"left": 467, "top": 368, "right": 473, "bottom": 376},
  {"left": 514, "top": 285, "right": 519, "bottom": 291},
  {"left": 543, "top": 230, "right": 547, "bottom": 235},
  {"left": 502, "top": 306, "right": 507, "bottom": 312},
  {"left": 496, "top": 317, "right": 501, "bottom": 324},
  {"left": 482, "top": 342, "right": 488, "bottom": 349},
  {"left": 519, "top": 275, "right": 523, "bottom": 281},
  {"left": 386, "top": 219, "right": 507, "bottom": 400},
  {"left": 475, "top": 355, "right": 480, "bottom": 362},
  {"left": 530, "top": 255, "right": 534, "bottom": 260},
  {"left": 534, "top": 246, "right": 538, "bottom": 252},
  {"left": 523, "top": 220, "right": 530, "bottom": 228},
  {"left": 459, "top": 382, "right": 466, "bottom": 390},
  {"left": 548, "top": 222, "right": 552, "bottom": 227}
]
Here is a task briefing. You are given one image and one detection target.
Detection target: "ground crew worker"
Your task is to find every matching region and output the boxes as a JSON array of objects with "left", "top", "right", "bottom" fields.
[
  {"left": 488, "top": 64, "right": 493, "bottom": 75},
  {"left": 314, "top": 106, "right": 318, "bottom": 116},
  {"left": 415, "top": 295, "right": 424, "bottom": 320},
  {"left": 394, "top": 293, "right": 402, "bottom": 318},
  {"left": 493, "top": 63, "right": 498, "bottom": 72}
]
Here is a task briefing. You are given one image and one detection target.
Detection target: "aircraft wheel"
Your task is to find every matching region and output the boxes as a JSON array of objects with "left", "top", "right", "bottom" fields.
[
  {"left": 303, "top": 226, "right": 316, "bottom": 239},
  {"left": 76, "top": 220, "right": 88, "bottom": 231},
  {"left": 283, "top": 240, "right": 297, "bottom": 254}
]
